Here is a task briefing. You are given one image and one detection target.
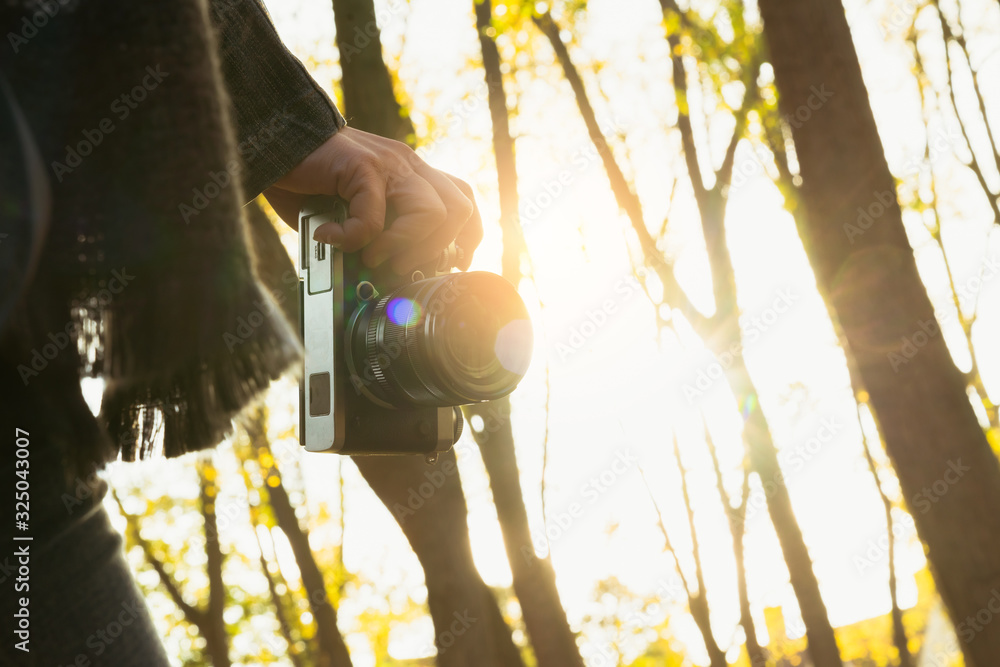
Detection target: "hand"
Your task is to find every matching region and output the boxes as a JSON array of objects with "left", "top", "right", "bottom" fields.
[{"left": 264, "top": 127, "right": 482, "bottom": 272}]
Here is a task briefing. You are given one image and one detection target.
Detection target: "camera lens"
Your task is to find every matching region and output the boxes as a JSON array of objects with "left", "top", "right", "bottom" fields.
[{"left": 347, "top": 272, "right": 532, "bottom": 407}]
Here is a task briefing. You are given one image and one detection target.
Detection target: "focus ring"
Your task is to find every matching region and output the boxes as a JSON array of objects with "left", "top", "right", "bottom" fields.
[{"left": 365, "top": 295, "right": 401, "bottom": 404}]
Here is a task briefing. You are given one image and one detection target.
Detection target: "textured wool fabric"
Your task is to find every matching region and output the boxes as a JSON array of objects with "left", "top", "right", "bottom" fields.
[
  {"left": 0, "top": 375, "right": 171, "bottom": 664},
  {"left": 0, "top": 0, "right": 344, "bottom": 470}
]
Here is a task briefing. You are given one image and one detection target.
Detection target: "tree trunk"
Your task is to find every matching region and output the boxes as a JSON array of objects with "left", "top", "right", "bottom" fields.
[
  {"left": 766, "top": 86, "right": 918, "bottom": 667},
  {"left": 727, "top": 355, "right": 843, "bottom": 667},
  {"left": 536, "top": 11, "right": 843, "bottom": 666},
  {"left": 247, "top": 415, "right": 353, "bottom": 667},
  {"left": 331, "top": 3, "right": 525, "bottom": 664},
  {"left": 331, "top": 0, "right": 413, "bottom": 143},
  {"left": 354, "top": 455, "right": 526, "bottom": 667},
  {"left": 471, "top": 3, "right": 585, "bottom": 666},
  {"left": 266, "top": 477, "right": 353, "bottom": 667},
  {"left": 475, "top": 0, "right": 526, "bottom": 284},
  {"left": 758, "top": 1, "right": 1000, "bottom": 664},
  {"left": 255, "top": 518, "right": 307, "bottom": 667},
  {"left": 200, "top": 463, "right": 233, "bottom": 667},
  {"left": 113, "top": 475, "right": 234, "bottom": 667},
  {"left": 466, "top": 399, "right": 585, "bottom": 667}
]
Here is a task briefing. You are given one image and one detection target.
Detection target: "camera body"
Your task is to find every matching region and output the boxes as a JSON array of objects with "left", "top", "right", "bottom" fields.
[{"left": 298, "top": 195, "right": 532, "bottom": 456}]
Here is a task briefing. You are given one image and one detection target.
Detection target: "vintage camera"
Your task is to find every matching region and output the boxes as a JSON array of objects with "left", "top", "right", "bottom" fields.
[{"left": 298, "top": 195, "right": 532, "bottom": 456}]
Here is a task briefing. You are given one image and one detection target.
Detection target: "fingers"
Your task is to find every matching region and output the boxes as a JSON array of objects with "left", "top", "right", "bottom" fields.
[
  {"left": 445, "top": 175, "right": 483, "bottom": 271},
  {"left": 314, "top": 158, "right": 387, "bottom": 252},
  {"left": 366, "top": 167, "right": 474, "bottom": 273},
  {"left": 272, "top": 129, "right": 387, "bottom": 250},
  {"left": 384, "top": 212, "right": 458, "bottom": 273},
  {"left": 358, "top": 158, "right": 448, "bottom": 267},
  {"left": 271, "top": 127, "right": 481, "bottom": 268}
]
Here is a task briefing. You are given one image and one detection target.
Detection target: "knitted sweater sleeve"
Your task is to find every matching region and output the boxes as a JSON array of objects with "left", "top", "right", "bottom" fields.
[{"left": 209, "top": 0, "right": 347, "bottom": 201}]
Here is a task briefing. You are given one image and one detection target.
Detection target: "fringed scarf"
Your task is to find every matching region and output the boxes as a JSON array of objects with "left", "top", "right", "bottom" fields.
[{"left": 0, "top": 0, "right": 301, "bottom": 469}]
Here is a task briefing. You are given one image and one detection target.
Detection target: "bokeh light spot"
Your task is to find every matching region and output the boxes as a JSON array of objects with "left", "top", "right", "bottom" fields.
[
  {"left": 495, "top": 319, "right": 533, "bottom": 374},
  {"left": 387, "top": 297, "right": 422, "bottom": 326}
]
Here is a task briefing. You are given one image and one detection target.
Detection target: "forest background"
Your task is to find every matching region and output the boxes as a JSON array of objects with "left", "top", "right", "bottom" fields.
[{"left": 97, "top": 0, "right": 1000, "bottom": 665}]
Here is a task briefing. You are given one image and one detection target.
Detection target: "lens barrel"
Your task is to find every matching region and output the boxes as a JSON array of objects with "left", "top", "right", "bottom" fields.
[{"left": 347, "top": 272, "right": 532, "bottom": 408}]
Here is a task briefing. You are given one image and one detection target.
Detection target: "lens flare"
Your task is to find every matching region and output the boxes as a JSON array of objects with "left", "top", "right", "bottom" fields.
[
  {"left": 494, "top": 319, "right": 533, "bottom": 375},
  {"left": 386, "top": 297, "right": 422, "bottom": 326}
]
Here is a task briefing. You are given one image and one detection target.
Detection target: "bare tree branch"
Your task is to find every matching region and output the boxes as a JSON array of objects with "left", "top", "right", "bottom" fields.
[
  {"left": 717, "top": 59, "right": 763, "bottom": 192},
  {"left": 672, "top": 435, "right": 708, "bottom": 604},
  {"left": 910, "top": 38, "right": 999, "bottom": 428},
  {"left": 244, "top": 409, "right": 353, "bottom": 667},
  {"left": 857, "top": 402, "right": 913, "bottom": 667},
  {"left": 702, "top": 423, "right": 765, "bottom": 665},
  {"left": 638, "top": 467, "right": 693, "bottom": 601},
  {"left": 112, "top": 491, "right": 205, "bottom": 627},
  {"left": 928, "top": 1, "right": 1000, "bottom": 225},
  {"left": 948, "top": 0, "right": 1000, "bottom": 172},
  {"left": 198, "top": 461, "right": 232, "bottom": 667},
  {"left": 532, "top": 10, "right": 711, "bottom": 333},
  {"left": 242, "top": 459, "right": 308, "bottom": 667}
]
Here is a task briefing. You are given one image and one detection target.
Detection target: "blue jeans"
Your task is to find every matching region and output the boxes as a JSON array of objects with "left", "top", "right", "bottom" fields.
[{"left": 0, "top": 361, "right": 170, "bottom": 666}]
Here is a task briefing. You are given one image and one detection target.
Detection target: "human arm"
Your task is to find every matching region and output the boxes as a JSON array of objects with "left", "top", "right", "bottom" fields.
[{"left": 210, "top": 0, "right": 482, "bottom": 271}]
